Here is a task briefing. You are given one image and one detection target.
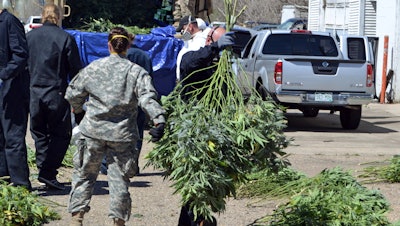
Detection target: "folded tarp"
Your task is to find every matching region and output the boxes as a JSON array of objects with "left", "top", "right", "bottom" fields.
[{"left": 66, "top": 26, "right": 183, "bottom": 97}]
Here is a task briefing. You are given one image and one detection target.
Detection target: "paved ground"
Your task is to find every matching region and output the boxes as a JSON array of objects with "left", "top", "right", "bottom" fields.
[{"left": 25, "top": 102, "right": 400, "bottom": 226}]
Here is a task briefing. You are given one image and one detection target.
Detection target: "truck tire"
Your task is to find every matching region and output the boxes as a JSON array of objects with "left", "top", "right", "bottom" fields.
[
  {"left": 302, "top": 108, "right": 319, "bottom": 117},
  {"left": 340, "top": 105, "right": 362, "bottom": 130},
  {"left": 257, "top": 83, "right": 268, "bottom": 100}
]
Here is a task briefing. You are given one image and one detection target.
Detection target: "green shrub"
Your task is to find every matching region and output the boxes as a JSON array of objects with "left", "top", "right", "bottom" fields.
[
  {"left": 0, "top": 182, "right": 60, "bottom": 225},
  {"left": 79, "top": 18, "right": 152, "bottom": 34},
  {"left": 253, "top": 167, "right": 390, "bottom": 226},
  {"left": 360, "top": 156, "right": 400, "bottom": 183},
  {"left": 237, "top": 166, "right": 306, "bottom": 199}
]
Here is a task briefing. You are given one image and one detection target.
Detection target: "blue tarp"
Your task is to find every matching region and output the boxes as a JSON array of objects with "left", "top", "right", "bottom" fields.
[{"left": 66, "top": 26, "right": 183, "bottom": 97}]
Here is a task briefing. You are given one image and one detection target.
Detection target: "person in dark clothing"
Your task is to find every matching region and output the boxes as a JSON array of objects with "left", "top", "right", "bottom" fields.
[
  {"left": 100, "top": 34, "right": 154, "bottom": 176},
  {"left": 26, "top": 4, "right": 82, "bottom": 190},
  {"left": 178, "top": 26, "right": 234, "bottom": 226},
  {"left": 127, "top": 38, "right": 154, "bottom": 175},
  {"left": 180, "top": 26, "right": 233, "bottom": 101},
  {"left": 0, "top": 8, "right": 32, "bottom": 191}
]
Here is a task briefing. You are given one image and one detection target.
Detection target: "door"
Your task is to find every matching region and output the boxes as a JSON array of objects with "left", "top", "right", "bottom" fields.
[{"left": 235, "top": 35, "right": 258, "bottom": 95}]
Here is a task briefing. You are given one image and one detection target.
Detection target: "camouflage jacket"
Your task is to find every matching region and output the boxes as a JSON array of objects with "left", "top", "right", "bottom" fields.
[{"left": 65, "top": 54, "right": 165, "bottom": 142}]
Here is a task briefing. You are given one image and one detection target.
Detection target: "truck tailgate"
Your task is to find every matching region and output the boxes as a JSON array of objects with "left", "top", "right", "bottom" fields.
[{"left": 281, "top": 58, "right": 368, "bottom": 92}]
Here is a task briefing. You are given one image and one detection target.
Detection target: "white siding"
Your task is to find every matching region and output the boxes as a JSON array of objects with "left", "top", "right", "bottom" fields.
[
  {"left": 347, "top": 0, "right": 361, "bottom": 35},
  {"left": 376, "top": 0, "right": 398, "bottom": 101},
  {"left": 308, "top": 0, "right": 321, "bottom": 31},
  {"left": 325, "top": 1, "right": 347, "bottom": 30},
  {"left": 393, "top": 0, "right": 400, "bottom": 101},
  {"left": 364, "top": 0, "right": 377, "bottom": 36},
  {"left": 308, "top": 0, "right": 375, "bottom": 35}
]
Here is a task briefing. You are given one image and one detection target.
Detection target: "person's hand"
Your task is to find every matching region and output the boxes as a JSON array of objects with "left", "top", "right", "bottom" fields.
[
  {"left": 74, "top": 111, "right": 85, "bottom": 125},
  {"left": 149, "top": 123, "right": 165, "bottom": 142},
  {"left": 217, "top": 32, "right": 235, "bottom": 49}
]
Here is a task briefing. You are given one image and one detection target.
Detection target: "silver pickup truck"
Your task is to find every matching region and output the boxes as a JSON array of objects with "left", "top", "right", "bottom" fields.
[{"left": 235, "top": 29, "right": 375, "bottom": 129}]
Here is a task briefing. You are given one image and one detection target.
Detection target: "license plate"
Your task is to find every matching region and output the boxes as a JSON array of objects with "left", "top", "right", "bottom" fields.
[{"left": 315, "top": 93, "right": 333, "bottom": 102}]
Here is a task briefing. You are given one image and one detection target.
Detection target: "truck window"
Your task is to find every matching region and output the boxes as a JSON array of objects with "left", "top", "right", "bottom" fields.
[
  {"left": 242, "top": 35, "right": 257, "bottom": 58},
  {"left": 347, "top": 38, "right": 366, "bottom": 60},
  {"left": 262, "top": 35, "right": 292, "bottom": 55},
  {"left": 231, "top": 30, "right": 252, "bottom": 56},
  {"left": 262, "top": 34, "right": 338, "bottom": 57}
]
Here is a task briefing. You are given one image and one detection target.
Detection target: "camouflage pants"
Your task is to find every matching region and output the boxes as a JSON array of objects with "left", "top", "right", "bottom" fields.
[{"left": 68, "top": 134, "right": 137, "bottom": 221}]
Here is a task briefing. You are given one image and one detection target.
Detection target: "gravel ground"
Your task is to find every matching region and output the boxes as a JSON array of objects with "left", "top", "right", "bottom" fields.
[
  {"left": 25, "top": 103, "right": 400, "bottom": 226},
  {"left": 36, "top": 139, "right": 279, "bottom": 226},
  {"left": 35, "top": 138, "right": 400, "bottom": 226}
]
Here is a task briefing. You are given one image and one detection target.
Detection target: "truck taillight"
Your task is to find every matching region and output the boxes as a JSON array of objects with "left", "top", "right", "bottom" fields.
[
  {"left": 274, "top": 60, "right": 282, "bottom": 84},
  {"left": 30, "top": 24, "right": 42, "bottom": 29},
  {"left": 366, "top": 63, "right": 373, "bottom": 87},
  {"left": 290, "top": 30, "right": 311, "bottom": 34}
]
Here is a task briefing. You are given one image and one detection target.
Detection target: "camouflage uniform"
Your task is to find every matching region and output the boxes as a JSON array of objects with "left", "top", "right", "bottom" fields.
[
  {"left": 65, "top": 54, "right": 165, "bottom": 221},
  {"left": 173, "top": 0, "right": 212, "bottom": 26},
  {"left": 173, "top": 0, "right": 194, "bottom": 26}
]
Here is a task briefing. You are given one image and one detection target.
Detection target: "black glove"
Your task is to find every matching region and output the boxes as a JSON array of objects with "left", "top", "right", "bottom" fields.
[
  {"left": 74, "top": 111, "right": 85, "bottom": 125},
  {"left": 149, "top": 123, "right": 165, "bottom": 142},
  {"left": 217, "top": 32, "right": 235, "bottom": 49}
]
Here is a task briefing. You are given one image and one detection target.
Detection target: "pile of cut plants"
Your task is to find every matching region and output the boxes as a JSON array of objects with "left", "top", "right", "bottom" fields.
[
  {"left": 359, "top": 155, "right": 400, "bottom": 183},
  {"left": 79, "top": 18, "right": 151, "bottom": 34},
  {"left": 0, "top": 180, "right": 60, "bottom": 225},
  {"left": 236, "top": 165, "right": 306, "bottom": 200},
  {"left": 240, "top": 167, "right": 392, "bottom": 226},
  {"left": 145, "top": 0, "right": 289, "bottom": 222}
]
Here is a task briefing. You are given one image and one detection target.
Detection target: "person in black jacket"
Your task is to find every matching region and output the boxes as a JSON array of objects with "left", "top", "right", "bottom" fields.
[
  {"left": 127, "top": 36, "right": 154, "bottom": 175},
  {"left": 180, "top": 26, "right": 234, "bottom": 101},
  {"left": 178, "top": 26, "right": 234, "bottom": 226},
  {"left": 26, "top": 3, "right": 82, "bottom": 190},
  {"left": 0, "top": 8, "right": 32, "bottom": 191}
]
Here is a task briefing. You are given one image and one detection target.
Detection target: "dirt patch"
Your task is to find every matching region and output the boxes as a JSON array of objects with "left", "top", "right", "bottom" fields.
[
  {"left": 31, "top": 103, "right": 400, "bottom": 225},
  {"left": 34, "top": 136, "right": 400, "bottom": 226}
]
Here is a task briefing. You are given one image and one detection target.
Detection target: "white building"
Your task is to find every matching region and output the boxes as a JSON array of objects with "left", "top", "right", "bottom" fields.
[{"left": 308, "top": 0, "right": 400, "bottom": 103}]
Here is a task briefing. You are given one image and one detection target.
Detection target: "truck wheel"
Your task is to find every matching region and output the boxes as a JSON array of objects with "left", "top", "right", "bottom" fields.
[
  {"left": 302, "top": 108, "right": 319, "bottom": 117},
  {"left": 340, "top": 105, "right": 362, "bottom": 130},
  {"left": 257, "top": 84, "right": 268, "bottom": 100}
]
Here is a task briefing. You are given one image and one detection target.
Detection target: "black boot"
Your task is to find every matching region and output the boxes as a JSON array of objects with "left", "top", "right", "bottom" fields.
[{"left": 178, "top": 203, "right": 217, "bottom": 226}]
